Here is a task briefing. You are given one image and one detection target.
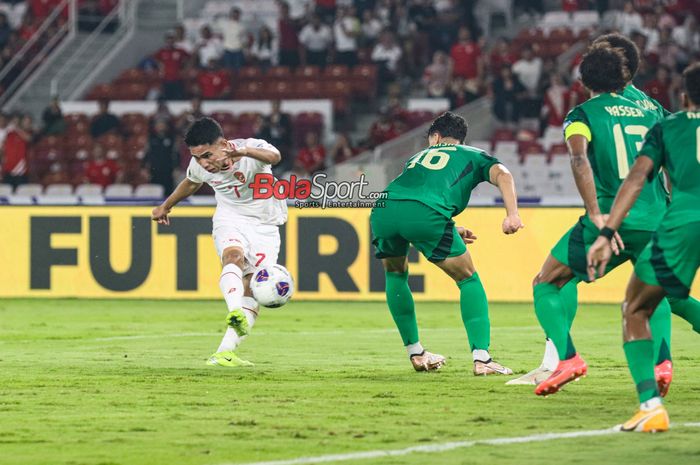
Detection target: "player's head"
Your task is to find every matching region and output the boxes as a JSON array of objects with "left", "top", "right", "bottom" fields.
[
  {"left": 427, "top": 112, "right": 468, "bottom": 145},
  {"left": 592, "top": 33, "right": 639, "bottom": 81},
  {"left": 184, "top": 117, "right": 232, "bottom": 173},
  {"left": 579, "top": 43, "right": 630, "bottom": 94},
  {"left": 682, "top": 63, "right": 700, "bottom": 108}
]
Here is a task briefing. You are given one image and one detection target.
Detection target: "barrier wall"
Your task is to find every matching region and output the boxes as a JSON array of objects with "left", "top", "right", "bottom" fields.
[{"left": 0, "top": 206, "right": 697, "bottom": 301}]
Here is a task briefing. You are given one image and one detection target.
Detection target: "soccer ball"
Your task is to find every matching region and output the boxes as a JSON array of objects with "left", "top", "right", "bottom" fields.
[{"left": 250, "top": 264, "right": 294, "bottom": 308}]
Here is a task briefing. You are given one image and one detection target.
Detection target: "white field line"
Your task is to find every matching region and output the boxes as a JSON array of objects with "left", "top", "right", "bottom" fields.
[{"left": 221, "top": 423, "right": 700, "bottom": 465}]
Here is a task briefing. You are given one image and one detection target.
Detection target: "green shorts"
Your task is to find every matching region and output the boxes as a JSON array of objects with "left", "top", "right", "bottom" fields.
[
  {"left": 370, "top": 199, "right": 466, "bottom": 262},
  {"left": 551, "top": 215, "right": 654, "bottom": 282},
  {"left": 634, "top": 221, "right": 700, "bottom": 299}
]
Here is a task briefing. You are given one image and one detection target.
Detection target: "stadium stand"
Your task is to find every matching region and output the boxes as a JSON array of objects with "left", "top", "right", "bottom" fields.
[{"left": 1, "top": 0, "right": 698, "bottom": 204}]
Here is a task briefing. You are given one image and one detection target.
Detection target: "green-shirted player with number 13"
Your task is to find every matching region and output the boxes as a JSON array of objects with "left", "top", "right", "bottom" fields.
[{"left": 370, "top": 112, "right": 524, "bottom": 375}]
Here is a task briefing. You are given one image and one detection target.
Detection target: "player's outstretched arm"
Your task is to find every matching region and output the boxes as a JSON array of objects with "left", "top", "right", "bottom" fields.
[
  {"left": 586, "top": 156, "right": 654, "bottom": 280},
  {"left": 151, "top": 178, "right": 202, "bottom": 225},
  {"left": 224, "top": 141, "right": 282, "bottom": 165},
  {"left": 489, "top": 163, "right": 524, "bottom": 234}
]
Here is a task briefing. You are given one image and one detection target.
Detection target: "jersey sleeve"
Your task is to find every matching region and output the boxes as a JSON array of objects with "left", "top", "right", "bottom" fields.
[
  {"left": 563, "top": 105, "right": 592, "bottom": 141},
  {"left": 476, "top": 151, "right": 501, "bottom": 182},
  {"left": 240, "top": 138, "right": 281, "bottom": 170},
  {"left": 186, "top": 158, "right": 205, "bottom": 184},
  {"left": 650, "top": 97, "right": 671, "bottom": 118},
  {"left": 637, "top": 122, "right": 666, "bottom": 180}
]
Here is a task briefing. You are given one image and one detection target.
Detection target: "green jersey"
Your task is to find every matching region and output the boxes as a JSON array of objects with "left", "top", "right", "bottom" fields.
[
  {"left": 638, "top": 111, "right": 700, "bottom": 227},
  {"left": 623, "top": 84, "right": 671, "bottom": 121},
  {"left": 384, "top": 143, "right": 500, "bottom": 219},
  {"left": 563, "top": 92, "right": 667, "bottom": 231}
]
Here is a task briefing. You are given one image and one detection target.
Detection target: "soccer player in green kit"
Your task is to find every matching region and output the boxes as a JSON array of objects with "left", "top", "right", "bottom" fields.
[
  {"left": 370, "top": 112, "right": 524, "bottom": 375},
  {"left": 587, "top": 63, "right": 700, "bottom": 432},
  {"left": 514, "top": 36, "right": 700, "bottom": 393},
  {"left": 530, "top": 44, "right": 673, "bottom": 396}
]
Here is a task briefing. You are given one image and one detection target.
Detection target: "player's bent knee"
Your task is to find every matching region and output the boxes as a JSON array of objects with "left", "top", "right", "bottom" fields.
[{"left": 222, "top": 247, "right": 246, "bottom": 268}]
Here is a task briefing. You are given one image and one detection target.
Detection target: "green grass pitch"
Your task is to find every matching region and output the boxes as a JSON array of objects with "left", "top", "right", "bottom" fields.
[{"left": 1, "top": 299, "right": 699, "bottom": 465}]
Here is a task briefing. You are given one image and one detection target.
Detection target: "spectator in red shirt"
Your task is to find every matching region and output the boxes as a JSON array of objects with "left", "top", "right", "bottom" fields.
[
  {"left": 489, "top": 37, "right": 517, "bottom": 75},
  {"left": 450, "top": 26, "right": 481, "bottom": 80},
  {"left": 84, "top": 145, "right": 122, "bottom": 187},
  {"left": 368, "top": 109, "right": 404, "bottom": 146},
  {"left": 295, "top": 132, "right": 326, "bottom": 175},
  {"left": 155, "top": 33, "right": 190, "bottom": 100},
  {"left": 2, "top": 114, "right": 34, "bottom": 188},
  {"left": 277, "top": 1, "right": 300, "bottom": 67},
  {"left": 562, "top": 0, "right": 580, "bottom": 12},
  {"left": 644, "top": 65, "right": 672, "bottom": 111},
  {"left": 196, "top": 58, "right": 231, "bottom": 99}
]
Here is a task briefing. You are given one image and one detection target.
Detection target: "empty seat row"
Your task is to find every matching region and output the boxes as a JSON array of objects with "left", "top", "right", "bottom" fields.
[{"left": 0, "top": 183, "right": 164, "bottom": 199}]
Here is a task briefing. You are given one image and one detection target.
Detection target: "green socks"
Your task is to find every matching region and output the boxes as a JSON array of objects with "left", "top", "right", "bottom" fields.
[
  {"left": 669, "top": 296, "right": 700, "bottom": 334},
  {"left": 534, "top": 282, "right": 577, "bottom": 361},
  {"left": 650, "top": 298, "right": 672, "bottom": 365},
  {"left": 560, "top": 278, "right": 579, "bottom": 330},
  {"left": 457, "top": 272, "right": 490, "bottom": 351},
  {"left": 623, "top": 339, "right": 659, "bottom": 403},
  {"left": 385, "top": 271, "right": 419, "bottom": 346}
]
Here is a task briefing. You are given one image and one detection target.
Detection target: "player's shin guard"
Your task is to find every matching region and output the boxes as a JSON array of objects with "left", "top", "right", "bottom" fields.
[
  {"left": 220, "top": 263, "right": 244, "bottom": 312},
  {"left": 385, "top": 271, "right": 420, "bottom": 346},
  {"left": 650, "top": 299, "right": 672, "bottom": 364},
  {"left": 458, "top": 272, "right": 490, "bottom": 352},
  {"left": 560, "top": 278, "right": 579, "bottom": 330},
  {"left": 623, "top": 339, "right": 660, "bottom": 403},
  {"left": 669, "top": 296, "right": 700, "bottom": 334},
  {"left": 534, "top": 283, "right": 576, "bottom": 361}
]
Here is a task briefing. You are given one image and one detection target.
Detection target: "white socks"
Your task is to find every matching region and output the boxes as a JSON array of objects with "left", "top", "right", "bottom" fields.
[
  {"left": 217, "top": 296, "right": 259, "bottom": 353},
  {"left": 220, "top": 264, "right": 244, "bottom": 312},
  {"left": 472, "top": 349, "right": 490, "bottom": 362},
  {"left": 640, "top": 397, "right": 662, "bottom": 411},
  {"left": 406, "top": 342, "right": 424, "bottom": 357},
  {"left": 542, "top": 338, "right": 559, "bottom": 371}
]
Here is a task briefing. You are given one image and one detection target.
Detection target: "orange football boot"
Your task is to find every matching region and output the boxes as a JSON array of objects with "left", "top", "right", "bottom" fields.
[{"left": 535, "top": 353, "right": 588, "bottom": 396}]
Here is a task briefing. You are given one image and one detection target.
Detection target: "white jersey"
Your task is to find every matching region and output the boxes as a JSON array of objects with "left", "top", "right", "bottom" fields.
[{"left": 186, "top": 138, "right": 288, "bottom": 227}]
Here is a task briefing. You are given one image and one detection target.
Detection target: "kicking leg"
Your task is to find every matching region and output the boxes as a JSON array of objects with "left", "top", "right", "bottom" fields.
[
  {"left": 619, "top": 274, "right": 669, "bottom": 432},
  {"left": 435, "top": 251, "right": 512, "bottom": 375},
  {"left": 532, "top": 255, "right": 587, "bottom": 395},
  {"left": 382, "top": 256, "right": 445, "bottom": 372}
]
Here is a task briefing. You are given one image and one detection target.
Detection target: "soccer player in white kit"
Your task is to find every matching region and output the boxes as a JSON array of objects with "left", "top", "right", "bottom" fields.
[{"left": 151, "top": 117, "right": 288, "bottom": 367}]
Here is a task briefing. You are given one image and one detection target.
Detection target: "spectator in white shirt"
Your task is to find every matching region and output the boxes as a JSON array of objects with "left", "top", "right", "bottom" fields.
[
  {"left": 615, "top": 1, "right": 643, "bottom": 36},
  {"left": 251, "top": 25, "right": 278, "bottom": 69},
  {"left": 673, "top": 16, "right": 700, "bottom": 54},
  {"left": 173, "top": 24, "right": 193, "bottom": 54},
  {"left": 512, "top": 45, "right": 542, "bottom": 118},
  {"left": 333, "top": 6, "right": 360, "bottom": 67},
  {"left": 216, "top": 7, "right": 247, "bottom": 70},
  {"left": 512, "top": 45, "right": 542, "bottom": 96},
  {"left": 299, "top": 14, "right": 333, "bottom": 67},
  {"left": 361, "top": 9, "right": 383, "bottom": 46},
  {"left": 640, "top": 13, "right": 660, "bottom": 53},
  {"left": 197, "top": 25, "right": 224, "bottom": 67},
  {"left": 372, "top": 30, "right": 402, "bottom": 83}
]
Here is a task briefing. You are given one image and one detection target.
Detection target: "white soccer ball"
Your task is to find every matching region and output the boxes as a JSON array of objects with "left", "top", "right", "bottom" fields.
[{"left": 250, "top": 264, "right": 294, "bottom": 308}]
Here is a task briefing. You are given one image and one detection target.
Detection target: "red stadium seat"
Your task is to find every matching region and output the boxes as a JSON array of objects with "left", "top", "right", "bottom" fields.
[
  {"left": 320, "top": 80, "right": 352, "bottom": 115},
  {"left": 237, "top": 66, "right": 263, "bottom": 81},
  {"left": 86, "top": 83, "right": 114, "bottom": 101},
  {"left": 323, "top": 65, "right": 350, "bottom": 79},
  {"left": 115, "top": 82, "right": 148, "bottom": 100},
  {"left": 351, "top": 65, "right": 377, "bottom": 99},
  {"left": 518, "top": 140, "right": 546, "bottom": 156},
  {"left": 491, "top": 128, "right": 515, "bottom": 145},
  {"left": 233, "top": 81, "right": 264, "bottom": 100},
  {"left": 266, "top": 66, "right": 292, "bottom": 80},
  {"left": 548, "top": 143, "right": 568, "bottom": 158},
  {"left": 295, "top": 65, "right": 321, "bottom": 80},
  {"left": 294, "top": 80, "right": 321, "bottom": 99},
  {"left": 210, "top": 112, "right": 236, "bottom": 124},
  {"left": 265, "top": 81, "right": 294, "bottom": 100}
]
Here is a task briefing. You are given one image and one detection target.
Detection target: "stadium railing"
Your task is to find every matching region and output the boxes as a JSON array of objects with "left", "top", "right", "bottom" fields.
[{"left": 0, "top": 0, "right": 77, "bottom": 108}]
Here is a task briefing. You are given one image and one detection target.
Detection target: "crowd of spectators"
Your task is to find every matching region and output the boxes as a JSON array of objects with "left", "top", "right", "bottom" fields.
[{"left": 4, "top": 0, "right": 700, "bottom": 193}]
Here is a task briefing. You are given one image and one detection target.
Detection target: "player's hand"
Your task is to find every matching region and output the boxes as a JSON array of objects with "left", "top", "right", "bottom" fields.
[
  {"left": 223, "top": 143, "right": 248, "bottom": 161},
  {"left": 502, "top": 214, "right": 524, "bottom": 234},
  {"left": 151, "top": 204, "right": 171, "bottom": 225},
  {"left": 587, "top": 236, "right": 613, "bottom": 282},
  {"left": 457, "top": 226, "right": 477, "bottom": 244},
  {"left": 590, "top": 214, "right": 624, "bottom": 255}
]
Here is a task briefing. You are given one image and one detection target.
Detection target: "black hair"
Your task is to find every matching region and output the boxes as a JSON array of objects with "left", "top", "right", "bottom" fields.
[
  {"left": 184, "top": 117, "right": 224, "bottom": 147},
  {"left": 428, "top": 111, "right": 468, "bottom": 143},
  {"left": 592, "top": 33, "right": 640, "bottom": 78},
  {"left": 683, "top": 63, "right": 700, "bottom": 106},
  {"left": 580, "top": 44, "right": 630, "bottom": 93}
]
